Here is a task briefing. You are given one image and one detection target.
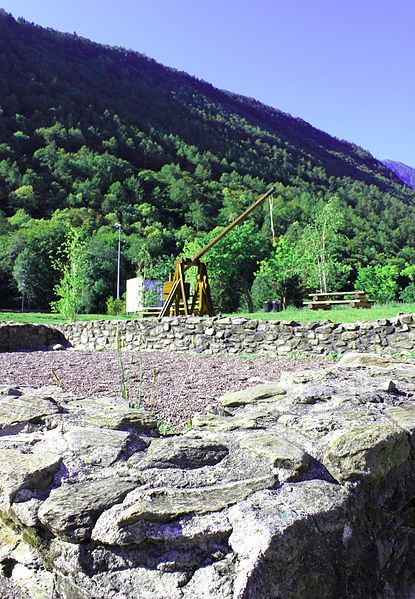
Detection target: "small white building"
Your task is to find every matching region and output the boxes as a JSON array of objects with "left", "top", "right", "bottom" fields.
[{"left": 126, "top": 276, "right": 162, "bottom": 313}]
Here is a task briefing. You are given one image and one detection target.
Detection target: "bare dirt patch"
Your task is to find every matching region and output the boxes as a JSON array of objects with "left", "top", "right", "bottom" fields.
[{"left": 0, "top": 349, "right": 327, "bottom": 427}]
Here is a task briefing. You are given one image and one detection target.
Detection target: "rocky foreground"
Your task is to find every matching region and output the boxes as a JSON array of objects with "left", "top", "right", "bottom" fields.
[{"left": 1, "top": 352, "right": 415, "bottom": 597}]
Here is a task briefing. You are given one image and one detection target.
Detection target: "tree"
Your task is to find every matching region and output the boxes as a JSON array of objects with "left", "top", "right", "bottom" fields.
[
  {"left": 12, "top": 248, "right": 50, "bottom": 309},
  {"left": 50, "top": 228, "right": 89, "bottom": 320},
  {"left": 297, "top": 197, "right": 349, "bottom": 293},
  {"left": 251, "top": 236, "right": 302, "bottom": 309},
  {"left": 355, "top": 261, "right": 399, "bottom": 303},
  {"left": 81, "top": 233, "right": 120, "bottom": 313},
  {"left": 182, "top": 221, "right": 266, "bottom": 312}
]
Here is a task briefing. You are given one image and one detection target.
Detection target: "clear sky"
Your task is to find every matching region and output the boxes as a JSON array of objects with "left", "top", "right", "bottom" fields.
[{"left": 1, "top": 0, "right": 414, "bottom": 167}]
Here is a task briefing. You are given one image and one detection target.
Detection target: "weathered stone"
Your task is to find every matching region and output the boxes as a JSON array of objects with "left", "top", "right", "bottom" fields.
[
  {"left": 0, "top": 515, "right": 20, "bottom": 559},
  {"left": 341, "top": 331, "right": 359, "bottom": 341},
  {"left": 0, "top": 449, "right": 61, "bottom": 506},
  {"left": 323, "top": 424, "right": 409, "bottom": 483},
  {"left": 314, "top": 324, "right": 336, "bottom": 334},
  {"left": 92, "top": 507, "right": 231, "bottom": 547},
  {"left": 296, "top": 384, "right": 334, "bottom": 404},
  {"left": 38, "top": 477, "right": 140, "bottom": 540},
  {"left": 228, "top": 481, "right": 350, "bottom": 599},
  {"left": 12, "top": 496, "right": 44, "bottom": 527},
  {"left": 383, "top": 405, "right": 415, "bottom": 435},
  {"left": 338, "top": 352, "right": 399, "bottom": 368},
  {"left": 191, "top": 413, "right": 262, "bottom": 431},
  {"left": 390, "top": 338, "right": 414, "bottom": 350},
  {"left": 130, "top": 437, "right": 229, "bottom": 470},
  {"left": 0, "top": 393, "right": 60, "bottom": 433},
  {"left": 11, "top": 563, "right": 55, "bottom": 599},
  {"left": 95, "top": 475, "right": 275, "bottom": 530},
  {"left": 49, "top": 343, "right": 65, "bottom": 351},
  {"left": 219, "top": 382, "right": 287, "bottom": 408},
  {"left": 62, "top": 426, "right": 131, "bottom": 467},
  {"left": 341, "top": 323, "right": 359, "bottom": 331},
  {"left": 239, "top": 434, "right": 310, "bottom": 471},
  {"left": 69, "top": 398, "right": 158, "bottom": 432}
]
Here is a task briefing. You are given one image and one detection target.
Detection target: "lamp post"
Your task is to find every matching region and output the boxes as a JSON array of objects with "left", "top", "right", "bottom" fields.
[{"left": 115, "top": 223, "right": 122, "bottom": 300}]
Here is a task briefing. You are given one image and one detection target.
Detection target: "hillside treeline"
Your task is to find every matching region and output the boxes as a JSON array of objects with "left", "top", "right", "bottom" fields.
[{"left": 1, "top": 11, "right": 415, "bottom": 313}]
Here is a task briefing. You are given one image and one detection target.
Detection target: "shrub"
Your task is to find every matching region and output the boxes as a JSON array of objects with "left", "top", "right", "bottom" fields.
[
  {"left": 400, "top": 283, "right": 415, "bottom": 303},
  {"left": 355, "top": 262, "right": 399, "bottom": 303},
  {"left": 106, "top": 296, "right": 125, "bottom": 316}
]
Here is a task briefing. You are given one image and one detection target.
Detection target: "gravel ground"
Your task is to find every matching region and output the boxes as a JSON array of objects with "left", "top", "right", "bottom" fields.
[{"left": 0, "top": 349, "right": 327, "bottom": 427}]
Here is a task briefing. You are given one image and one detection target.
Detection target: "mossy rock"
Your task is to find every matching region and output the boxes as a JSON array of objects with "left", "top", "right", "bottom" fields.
[{"left": 323, "top": 424, "right": 410, "bottom": 484}]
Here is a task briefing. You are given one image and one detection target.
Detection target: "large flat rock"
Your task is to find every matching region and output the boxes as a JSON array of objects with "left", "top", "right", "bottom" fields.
[
  {"left": 219, "top": 382, "right": 287, "bottom": 408},
  {"left": 38, "top": 477, "right": 140, "bottom": 541},
  {"left": 92, "top": 474, "right": 276, "bottom": 546},
  {"left": 323, "top": 423, "right": 410, "bottom": 483},
  {"left": 0, "top": 449, "right": 61, "bottom": 506},
  {"left": 239, "top": 434, "right": 310, "bottom": 472},
  {"left": 130, "top": 437, "right": 229, "bottom": 470},
  {"left": 67, "top": 397, "right": 158, "bottom": 432},
  {"left": 63, "top": 426, "right": 131, "bottom": 466},
  {"left": 0, "top": 390, "right": 60, "bottom": 433}
]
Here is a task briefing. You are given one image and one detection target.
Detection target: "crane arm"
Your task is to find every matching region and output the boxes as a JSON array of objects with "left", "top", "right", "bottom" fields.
[{"left": 190, "top": 187, "right": 275, "bottom": 263}]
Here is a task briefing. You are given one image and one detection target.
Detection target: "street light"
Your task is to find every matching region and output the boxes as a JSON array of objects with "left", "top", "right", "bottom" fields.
[{"left": 115, "top": 223, "right": 122, "bottom": 300}]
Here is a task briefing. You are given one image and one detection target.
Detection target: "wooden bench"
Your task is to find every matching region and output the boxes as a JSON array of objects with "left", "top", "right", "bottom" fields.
[
  {"left": 303, "top": 291, "right": 373, "bottom": 310},
  {"left": 139, "top": 306, "right": 162, "bottom": 317}
]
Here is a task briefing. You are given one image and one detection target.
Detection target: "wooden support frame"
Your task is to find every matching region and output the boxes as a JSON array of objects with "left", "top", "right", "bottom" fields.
[
  {"left": 159, "top": 259, "right": 215, "bottom": 317},
  {"left": 159, "top": 188, "right": 275, "bottom": 318}
]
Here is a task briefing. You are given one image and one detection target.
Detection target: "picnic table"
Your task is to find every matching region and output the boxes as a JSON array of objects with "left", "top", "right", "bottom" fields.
[{"left": 303, "top": 291, "right": 373, "bottom": 310}]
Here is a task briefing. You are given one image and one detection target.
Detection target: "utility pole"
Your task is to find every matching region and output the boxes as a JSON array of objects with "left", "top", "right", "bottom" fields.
[{"left": 115, "top": 223, "right": 122, "bottom": 300}]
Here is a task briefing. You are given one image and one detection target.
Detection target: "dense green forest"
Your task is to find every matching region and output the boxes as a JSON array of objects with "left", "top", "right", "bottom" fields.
[{"left": 1, "top": 10, "right": 415, "bottom": 314}]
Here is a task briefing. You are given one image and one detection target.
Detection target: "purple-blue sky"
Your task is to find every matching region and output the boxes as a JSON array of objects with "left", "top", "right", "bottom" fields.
[{"left": 2, "top": 0, "right": 414, "bottom": 167}]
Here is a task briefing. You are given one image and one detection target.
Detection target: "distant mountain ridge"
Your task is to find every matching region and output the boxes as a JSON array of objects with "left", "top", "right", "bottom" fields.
[
  {"left": 382, "top": 160, "right": 415, "bottom": 190},
  {"left": 0, "top": 8, "right": 409, "bottom": 208}
]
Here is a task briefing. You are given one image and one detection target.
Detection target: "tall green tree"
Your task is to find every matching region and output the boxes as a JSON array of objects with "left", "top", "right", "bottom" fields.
[
  {"left": 297, "top": 197, "right": 349, "bottom": 293},
  {"left": 50, "top": 228, "right": 89, "bottom": 320},
  {"left": 355, "top": 261, "right": 399, "bottom": 303},
  {"left": 12, "top": 247, "right": 50, "bottom": 309},
  {"left": 251, "top": 236, "right": 302, "bottom": 309}
]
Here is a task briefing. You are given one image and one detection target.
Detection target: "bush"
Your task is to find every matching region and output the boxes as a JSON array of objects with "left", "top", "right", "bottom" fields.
[
  {"left": 355, "top": 262, "right": 399, "bottom": 303},
  {"left": 106, "top": 296, "right": 125, "bottom": 316},
  {"left": 250, "top": 273, "right": 279, "bottom": 311},
  {"left": 400, "top": 283, "right": 415, "bottom": 303}
]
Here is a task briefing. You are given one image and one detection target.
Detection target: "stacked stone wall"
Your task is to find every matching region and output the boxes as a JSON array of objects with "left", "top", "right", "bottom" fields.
[
  {"left": 2, "top": 314, "right": 415, "bottom": 356},
  {"left": 0, "top": 322, "right": 67, "bottom": 351},
  {"left": 57, "top": 313, "right": 415, "bottom": 356}
]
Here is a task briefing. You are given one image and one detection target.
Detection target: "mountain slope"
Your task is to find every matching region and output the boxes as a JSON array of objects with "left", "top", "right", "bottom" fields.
[
  {"left": 0, "top": 9, "right": 410, "bottom": 214},
  {"left": 383, "top": 160, "right": 415, "bottom": 190},
  {"left": 0, "top": 9, "right": 415, "bottom": 311}
]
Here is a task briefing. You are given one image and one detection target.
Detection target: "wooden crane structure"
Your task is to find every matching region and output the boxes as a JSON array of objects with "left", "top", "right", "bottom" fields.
[{"left": 159, "top": 187, "right": 275, "bottom": 317}]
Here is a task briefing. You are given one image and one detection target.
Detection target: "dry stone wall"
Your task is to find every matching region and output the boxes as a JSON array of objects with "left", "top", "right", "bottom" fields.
[
  {"left": 2, "top": 353, "right": 415, "bottom": 598},
  {"left": 58, "top": 313, "right": 415, "bottom": 357},
  {"left": 0, "top": 322, "right": 67, "bottom": 352}
]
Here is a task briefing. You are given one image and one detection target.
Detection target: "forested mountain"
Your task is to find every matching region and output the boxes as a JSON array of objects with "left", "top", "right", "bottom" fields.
[
  {"left": 1, "top": 9, "right": 415, "bottom": 313},
  {"left": 382, "top": 160, "right": 415, "bottom": 190}
]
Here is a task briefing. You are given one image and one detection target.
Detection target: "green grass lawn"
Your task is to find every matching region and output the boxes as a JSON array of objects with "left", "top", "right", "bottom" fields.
[
  {"left": 1, "top": 302, "right": 414, "bottom": 325},
  {"left": 229, "top": 302, "right": 415, "bottom": 323},
  {"left": 0, "top": 312, "right": 133, "bottom": 324}
]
